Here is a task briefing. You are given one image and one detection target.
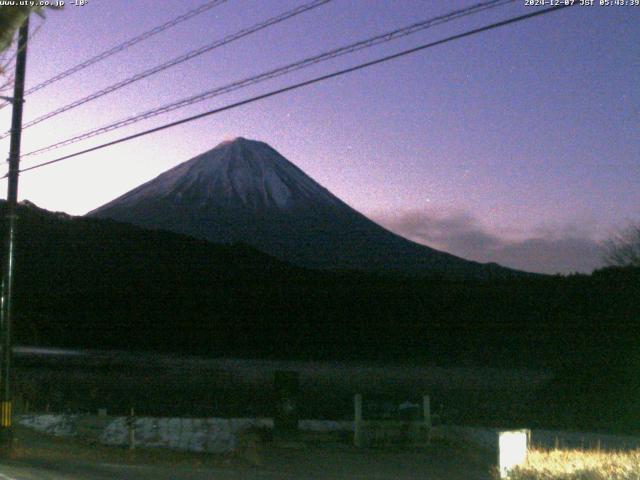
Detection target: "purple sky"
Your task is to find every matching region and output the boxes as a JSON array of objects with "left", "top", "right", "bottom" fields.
[{"left": 0, "top": 0, "right": 637, "bottom": 274}]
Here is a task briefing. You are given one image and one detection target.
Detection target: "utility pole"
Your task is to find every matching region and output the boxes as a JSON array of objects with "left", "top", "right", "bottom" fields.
[{"left": 0, "top": 16, "right": 29, "bottom": 448}]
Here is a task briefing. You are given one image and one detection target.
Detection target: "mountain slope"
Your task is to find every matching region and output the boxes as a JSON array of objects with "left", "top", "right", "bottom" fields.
[{"left": 89, "top": 137, "right": 515, "bottom": 277}]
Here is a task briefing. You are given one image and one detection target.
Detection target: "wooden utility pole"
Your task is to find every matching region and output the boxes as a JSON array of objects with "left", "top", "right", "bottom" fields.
[{"left": 0, "top": 16, "right": 29, "bottom": 448}]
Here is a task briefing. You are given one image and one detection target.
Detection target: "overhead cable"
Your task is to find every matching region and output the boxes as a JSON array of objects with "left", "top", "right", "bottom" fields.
[
  {"left": 21, "top": 0, "right": 514, "bottom": 157},
  {"left": 0, "top": 0, "right": 331, "bottom": 138},
  {"left": 0, "top": 0, "right": 228, "bottom": 109},
  {"left": 14, "top": 4, "right": 574, "bottom": 177}
]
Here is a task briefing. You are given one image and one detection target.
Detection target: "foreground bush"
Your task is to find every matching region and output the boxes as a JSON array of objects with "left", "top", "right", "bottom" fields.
[{"left": 507, "top": 448, "right": 640, "bottom": 480}]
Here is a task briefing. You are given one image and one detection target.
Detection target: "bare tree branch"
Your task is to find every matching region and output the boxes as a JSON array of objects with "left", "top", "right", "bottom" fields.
[{"left": 603, "top": 225, "right": 640, "bottom": 267}]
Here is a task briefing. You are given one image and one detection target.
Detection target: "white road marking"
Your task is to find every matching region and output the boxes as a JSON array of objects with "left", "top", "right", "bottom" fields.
[{"left": 0, "top": 472, "right": 19, "bottom": 480}]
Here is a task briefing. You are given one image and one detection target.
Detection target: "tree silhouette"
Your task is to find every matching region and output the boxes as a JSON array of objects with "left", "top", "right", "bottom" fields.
[{"left": 604, "top": 225, "right": 640, "bottom": 267}]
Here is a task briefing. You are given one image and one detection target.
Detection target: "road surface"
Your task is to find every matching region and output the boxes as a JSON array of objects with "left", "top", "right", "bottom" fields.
[{"left": 0, "top": 442, "right": 494, "bottom": 479}]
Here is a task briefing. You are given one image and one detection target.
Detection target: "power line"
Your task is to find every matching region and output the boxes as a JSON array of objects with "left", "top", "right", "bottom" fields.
[
  {"left": 14, "top": 4, "right": 574, "bottom": 178},
  {"left": 0, "top": 0, "right": 331, "bottom": 139},
  {"left": 0, "top": 0, "right": 228, "bottom": 110},
  {"left": 27, "top": 0, "right": 228, "bottom": 95},
  {"left": 20, "top": 0, "right": 514, "bottom": 158}
]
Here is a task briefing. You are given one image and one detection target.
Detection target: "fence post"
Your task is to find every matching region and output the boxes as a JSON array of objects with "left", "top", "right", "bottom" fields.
[
  {"left": 273, "top": 371, "right": 299, "bottom": 439},
  {"left": 128, "top": 407, "right": 136, "bottom": 451},
  {"left": 354, "top": 394, "right": 363, "bottom": 448},
  {"left": 423, "top": 395, "right": 431, "bottom": 444}
]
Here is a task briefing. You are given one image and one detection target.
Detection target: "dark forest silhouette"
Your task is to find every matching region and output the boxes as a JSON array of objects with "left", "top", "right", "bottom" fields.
[{"left": 3, "top": 201, "right": 639, "bottom": 432}]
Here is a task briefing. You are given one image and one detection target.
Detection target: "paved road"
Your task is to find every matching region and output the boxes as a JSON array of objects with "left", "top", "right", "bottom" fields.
[
  {"left": 0, "top": 461, "right": 272, "bottom": 480},
  {"left": 0, "top": 444, "right": 494, "bottom": 479}
]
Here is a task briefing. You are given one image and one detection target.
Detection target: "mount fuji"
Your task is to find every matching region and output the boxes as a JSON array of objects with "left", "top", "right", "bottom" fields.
[{"left": 89, "top": 137, "right": 513, "bottom": 276}]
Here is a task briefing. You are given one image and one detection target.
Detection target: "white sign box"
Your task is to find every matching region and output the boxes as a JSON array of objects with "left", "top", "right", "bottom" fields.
[{"left": 498, "top": 429, "right": 529, "bottom": 478}]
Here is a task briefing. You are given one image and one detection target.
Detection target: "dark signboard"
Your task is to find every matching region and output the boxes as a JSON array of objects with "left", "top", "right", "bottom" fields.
[{"left": 362, "top": 397, "right": 422, "bottom": 421}]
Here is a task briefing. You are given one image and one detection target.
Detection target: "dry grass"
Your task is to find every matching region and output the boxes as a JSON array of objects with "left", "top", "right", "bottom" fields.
[{"left": 506, "top": 447, "right": 640, "bottom": 480}]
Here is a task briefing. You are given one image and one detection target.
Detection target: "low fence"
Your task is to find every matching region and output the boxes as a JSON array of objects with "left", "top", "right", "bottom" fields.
[
  {"left": 21, "top": 413, "right": 640, "bottom": 453},
  {"left": 17, "top": 412, "right": 640, "bottom": 478},
  {"left": 17, "top": 414, "right": 353, "bottom": 453}
]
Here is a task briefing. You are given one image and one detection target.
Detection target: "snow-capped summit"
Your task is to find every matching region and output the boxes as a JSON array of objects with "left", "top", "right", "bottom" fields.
[
  {"left": 108, "top": 137, "right": 342, "bottom": 213},
  {"left": 89, "top": 138, "right": 512, "bottom": 276}
]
